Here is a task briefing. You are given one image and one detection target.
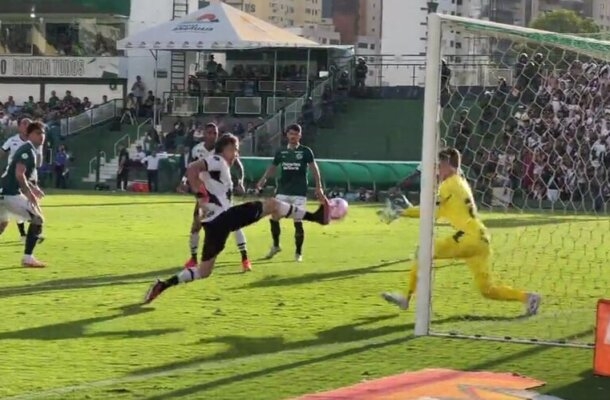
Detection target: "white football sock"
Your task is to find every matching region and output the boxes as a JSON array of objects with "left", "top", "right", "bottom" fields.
[
  {"left": 277, "top": 201, "right": 306, "bottom": 221},
  {"left": 177, "top": 267, "right": 201, "bottom": 283},
  {"left": 233, "top": 230, "right": 247, "bottom": 251}
]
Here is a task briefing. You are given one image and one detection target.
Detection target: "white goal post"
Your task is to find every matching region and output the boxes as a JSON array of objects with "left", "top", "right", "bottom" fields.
[{"left": 415, "top": 13, "right": 610, "bottom": 347}]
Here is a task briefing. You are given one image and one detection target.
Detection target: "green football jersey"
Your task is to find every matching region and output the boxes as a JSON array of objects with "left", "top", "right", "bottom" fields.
[
  {"left": 1, "top": 142, "right": 37, "bottom": 196},
  {"left": 273, "top": 145, "right": 314, "bottom": 196}
]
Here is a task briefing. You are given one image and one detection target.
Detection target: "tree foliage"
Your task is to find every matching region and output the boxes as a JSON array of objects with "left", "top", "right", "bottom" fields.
[{"left": 530, "top": 9, "right": 600, "bottom": 34}]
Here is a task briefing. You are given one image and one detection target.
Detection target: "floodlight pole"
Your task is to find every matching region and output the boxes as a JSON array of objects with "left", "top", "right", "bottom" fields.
[
  {"left": 414, "top": 11, "right": 442, "bottom": 337},
  {"left": 306, "top": 48, "right": 311, "bottom": 95},
  {"left": 273, "top": 49, "right": 278, "bottom": 117},
  {"left": 149, "top": 49, "right": 159, "bottom": 128}
]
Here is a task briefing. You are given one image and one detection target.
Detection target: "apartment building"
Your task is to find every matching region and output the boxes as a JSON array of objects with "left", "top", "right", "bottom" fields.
[
  {"left": 592, "top": 0, "right": 610, "bottom": 31},
  {"left": 286, "top": 18, "right": 341, "bottom": 44},
  {"left": 488, "top": 0, "right": 589, "bottom": 27},
  {"left": 223, "top": 0, "right": 322, "bottom": 27}
]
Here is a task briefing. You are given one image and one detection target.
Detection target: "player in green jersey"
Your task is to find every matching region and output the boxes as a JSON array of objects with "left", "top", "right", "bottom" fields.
[
  {"left": 0, "top": 121, "right": 47, "bottom": 267},
  {"left": 256, "top": 124, "right": 324, "bottom": 262}
]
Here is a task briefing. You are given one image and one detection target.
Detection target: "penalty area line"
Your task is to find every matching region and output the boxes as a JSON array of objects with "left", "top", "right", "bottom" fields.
[{"left": 4, "top": 335, "right": 398, "bottom": 400}]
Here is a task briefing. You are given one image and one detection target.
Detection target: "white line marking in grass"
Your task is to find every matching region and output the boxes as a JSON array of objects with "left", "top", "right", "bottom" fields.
[{"left": 3, "top": 335, "right": 398, "bottom": 400}]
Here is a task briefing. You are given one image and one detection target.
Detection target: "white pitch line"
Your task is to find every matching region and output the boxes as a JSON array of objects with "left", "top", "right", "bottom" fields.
[{"left": 3, "top": 335, "right": 398, "bottom": 400}]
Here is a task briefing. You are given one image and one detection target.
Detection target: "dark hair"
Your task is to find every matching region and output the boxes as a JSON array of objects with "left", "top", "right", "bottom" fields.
[
  {"left": 205, "top": 122, "right": 218, "bottom": 131},
  {"left": 286, "top": 124, "right": 302, "bottom": 134},
  {"left": 214, "top": 133, "right": 238, "bottom": 153},
  {"left": 26, "top": 121, "right": 45, "bottom": 135},
  {"left": 438, "top": 147, "right": 461, "bottom": 169}
]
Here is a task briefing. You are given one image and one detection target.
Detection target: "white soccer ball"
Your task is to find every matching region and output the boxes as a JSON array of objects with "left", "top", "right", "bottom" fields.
[{"left": 329, "top": 197, "right": 349, "bottom": 221}]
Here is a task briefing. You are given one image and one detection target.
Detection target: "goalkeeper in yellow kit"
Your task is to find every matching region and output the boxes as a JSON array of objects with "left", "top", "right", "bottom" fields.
[{"left": 379, "top": 148, "right": 541, "bottom": 315}]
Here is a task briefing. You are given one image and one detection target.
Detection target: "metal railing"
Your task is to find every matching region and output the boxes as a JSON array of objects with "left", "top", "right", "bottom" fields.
[
  {"left": 253, "top": 112, "right": 282, "bottom": 156},
  {"left": 194, "top": 78, "right": 309, "bottom": 93},
  {"left": 254, "top": 79, "right": 329, "bottom": 155},
  {"left": 136, "top": 118, "right": 152, "bottom": 142},
  {"left": 164, "top": 93, "right": 200, "bottom": 116},
  {"left": 88, "top": 151, "right": 107, "bottom": 178},
  {"left": 113, "top": 134, "right": 131, "bottom": 158},
  {"left": 60, "top": 99, "right": 124, "bottom": 136}
]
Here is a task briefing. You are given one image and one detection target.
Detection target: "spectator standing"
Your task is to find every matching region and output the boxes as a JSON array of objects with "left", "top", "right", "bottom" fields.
[
  {"left": 54, "top": 145, "right": 69, "bottom": 188},
  {"left": 178, "top": 145, "right": 190, "bottom": 179},
  {"left": 48, "top": 91, "right": 60, "bottom": 109},
  {"left": 131, "top": 75, "right": 146, "bottom": 115},
  {"left": 143, "top": 150, "right": 161, "bottom": 192},
  {"left": 355, "top": 57, "right": 368, "bottom": 93},
  {"left": 117, "top": 146, "right": 130, "bottom": 191},
  {"left": 121, "top": 94, "right": 136, "bottom": 124},
  {"left": 133, "top": 145, "right": 146, "bottom": 163}
]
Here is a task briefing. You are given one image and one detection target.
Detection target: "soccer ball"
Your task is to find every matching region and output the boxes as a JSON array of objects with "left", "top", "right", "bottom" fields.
[{"left": 329, "top": 198, "right": 349, "bottom": 221}]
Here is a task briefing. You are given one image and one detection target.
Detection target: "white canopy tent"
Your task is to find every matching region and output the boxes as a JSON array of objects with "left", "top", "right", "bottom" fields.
[
  {"left": 116, "top": 1, "right": 320, "bottom": 51},
  {"left": 116, "top": 1, "right": 333, "bottom": 124}
]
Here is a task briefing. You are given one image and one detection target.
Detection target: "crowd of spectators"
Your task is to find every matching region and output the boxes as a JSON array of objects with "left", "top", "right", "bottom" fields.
[
  {"left": 0, "top": 90, "right": 105, "bottom": 133},
  {"left": 448, "top": 55, "right": 610, "bottom": 210},
  {"left": 187, "top": 55, "right": 319, "bottom": 97}
]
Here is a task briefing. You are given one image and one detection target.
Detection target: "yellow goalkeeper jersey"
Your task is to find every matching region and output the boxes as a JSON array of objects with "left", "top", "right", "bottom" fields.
[
  {"left": 405, "top": 173, "right": 487, "bottom": 238},
  {"left": 437, "top": 174, "right": 488, "bottom": 237}
]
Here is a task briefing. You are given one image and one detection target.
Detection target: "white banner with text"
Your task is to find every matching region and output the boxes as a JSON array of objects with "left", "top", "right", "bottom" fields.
[{"left": 0, "top": 57, "right": 120, "bottom": 79}]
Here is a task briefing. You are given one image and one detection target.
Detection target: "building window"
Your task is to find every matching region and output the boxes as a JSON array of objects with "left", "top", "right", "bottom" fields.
[
  {"left": 457, "top": 0, "right": 462, "bottom": 4},
  {"left": 370, "top": 43, "right": 375, "bottom": 49},
  {"left": 358, "top": 42, "right": 368, "bottom": 49},
  {"left": 455, "top": 42, "right": 462, "bottom": 49}
]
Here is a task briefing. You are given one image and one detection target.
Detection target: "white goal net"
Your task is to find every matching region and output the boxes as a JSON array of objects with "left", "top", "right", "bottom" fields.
[{"left": 415, "top": 14, "right": 610, "bottom": 347}]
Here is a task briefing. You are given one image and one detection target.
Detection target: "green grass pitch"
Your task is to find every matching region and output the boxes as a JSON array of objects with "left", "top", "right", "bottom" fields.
[{"left": 0, "top": 193, "right": 609, "bottom": 399}]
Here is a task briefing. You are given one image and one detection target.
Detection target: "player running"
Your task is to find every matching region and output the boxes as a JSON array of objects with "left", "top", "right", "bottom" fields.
[
  {"left": 0, "top": 122, "right": 47, "bottom": 267},
  {"left": 183, "top": 123, "right": 251, "bottom": 272},
  {"left": 0, "top": 117, "right": 45, "bottom": 244},
  {"left": 144, "top": 133, "right": 331, "bottom": 304},
  {"left": 256, "top": 124, "right": 324, "bottom": 262},
  {"left": 379, "top": 148, "right": 541, "bottom": 315}
]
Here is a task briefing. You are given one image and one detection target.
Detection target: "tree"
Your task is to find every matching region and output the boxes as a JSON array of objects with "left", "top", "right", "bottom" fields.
[
  {"left": 530, "top": 9, "right": 600, "bottom": 34},
  {"left": 523, "top": 10, "right": 601, "bottom": 70}
]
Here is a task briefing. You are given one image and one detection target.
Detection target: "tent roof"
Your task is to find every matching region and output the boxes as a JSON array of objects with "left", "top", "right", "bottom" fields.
[{"left": 116, "top": 1, "right": 322, "bottom": 51}]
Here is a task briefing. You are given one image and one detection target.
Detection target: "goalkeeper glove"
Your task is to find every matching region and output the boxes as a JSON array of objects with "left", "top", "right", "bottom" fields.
[{"left": 377, "top": 198, "right": 410, "bottom": 224}]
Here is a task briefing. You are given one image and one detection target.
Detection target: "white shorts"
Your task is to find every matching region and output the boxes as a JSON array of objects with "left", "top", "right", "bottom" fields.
[
  {"left": 0, "top": 195, "right": 43, "bottom": 223},
  {"left": 275, "top": 194, "right": 307, "bottom": 221}
]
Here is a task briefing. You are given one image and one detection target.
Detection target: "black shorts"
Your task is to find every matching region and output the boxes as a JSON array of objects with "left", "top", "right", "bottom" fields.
[{"left": 201, "top": 201, "right": 263, "bottom": 262}]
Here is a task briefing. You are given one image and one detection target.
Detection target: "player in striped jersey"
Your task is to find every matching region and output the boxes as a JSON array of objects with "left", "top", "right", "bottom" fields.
[{"left": 182, "top": 123, "right": 252, "bottom": 272}]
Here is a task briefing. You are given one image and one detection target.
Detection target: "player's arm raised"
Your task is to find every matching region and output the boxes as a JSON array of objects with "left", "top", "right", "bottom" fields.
[
  {"left": 306, "top": 149, "right": 324, "bottom": 199},
  {"left": 401, "top": 183, "right": 450, "bottom": 218}
]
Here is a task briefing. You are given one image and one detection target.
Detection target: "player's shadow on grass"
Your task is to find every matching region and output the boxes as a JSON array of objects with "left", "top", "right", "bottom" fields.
[
  {"left": 483, "top": 216, "right": 600, "bottom": 229},
  {"left": 0, "top": 304, "right": 181, "bottom": 341},
  {"left": 137, "top": 313, "right": 524, "bottom": 400},
  {"left": 142, "top": 335, "right": 408, "bottom": 400},
  {"left": 140, "top": 324, "right": 595, "bottom": 400},
  {"left": 132, "top": 314, "right": 409, "bottom": 377},
  {"left": 0, "top": 264, "right": 229, "bottom": 299},
  {"left": 241, "top": 259, "right": 458, "bottom": 289},
  {"left": 131, "top": 313, "right": 513, "bottom": 378}
]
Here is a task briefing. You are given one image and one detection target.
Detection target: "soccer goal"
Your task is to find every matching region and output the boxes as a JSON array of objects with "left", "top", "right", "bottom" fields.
[{"left": 415, "top": 13, "right": 610, "bottom": 348}]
